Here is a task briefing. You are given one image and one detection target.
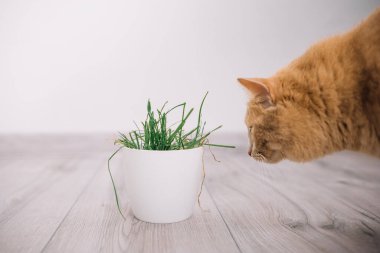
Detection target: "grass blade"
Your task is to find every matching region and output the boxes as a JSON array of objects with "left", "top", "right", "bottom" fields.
[{"left": 107, "top": 147, "right": 126, "bottom": 220}]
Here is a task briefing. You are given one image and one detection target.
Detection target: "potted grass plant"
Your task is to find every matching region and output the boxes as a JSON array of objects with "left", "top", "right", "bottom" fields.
[{"left": 108, "top": 92, "right": 234, "bottom": 223}]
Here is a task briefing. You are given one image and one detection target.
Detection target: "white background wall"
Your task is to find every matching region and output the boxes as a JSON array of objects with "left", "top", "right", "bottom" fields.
[{"left": 0, "top": 0, "right": 378, "bottom": 133}]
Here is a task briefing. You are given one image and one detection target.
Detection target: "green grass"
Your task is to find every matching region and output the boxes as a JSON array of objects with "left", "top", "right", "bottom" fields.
[{"left": 108, "top": 92, "right": 235, "bottom": 219}]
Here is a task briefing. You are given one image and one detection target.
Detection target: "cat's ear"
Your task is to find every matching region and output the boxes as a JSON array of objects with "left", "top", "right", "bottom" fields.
[{"left": 237, "top": 78, "right": 273, "bottom": 107}]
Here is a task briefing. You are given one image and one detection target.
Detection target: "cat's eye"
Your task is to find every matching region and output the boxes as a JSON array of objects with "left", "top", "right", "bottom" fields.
[{"left": 248, "top": 126, "right": 253, "bottom": 132}]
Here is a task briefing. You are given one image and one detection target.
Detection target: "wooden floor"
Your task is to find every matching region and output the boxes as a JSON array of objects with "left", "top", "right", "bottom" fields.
[{"left": 0, "top": 134, "right": 379, "bottom": 253}]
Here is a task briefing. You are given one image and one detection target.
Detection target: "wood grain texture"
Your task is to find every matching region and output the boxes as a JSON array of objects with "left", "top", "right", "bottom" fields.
[
  {"left": 205, "top": 134, "right": 380, "bottom": 253},
  {"left": 0, "top": 156, "right": 103, "bottom": 253},
  {"left": 0, "top": 134, "right": 379, "bottom": 253}
]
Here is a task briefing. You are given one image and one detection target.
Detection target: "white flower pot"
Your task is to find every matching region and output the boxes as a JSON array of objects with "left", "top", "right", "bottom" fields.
[{"left": 123, "top": 147, "right": 203, "bottom": 223}]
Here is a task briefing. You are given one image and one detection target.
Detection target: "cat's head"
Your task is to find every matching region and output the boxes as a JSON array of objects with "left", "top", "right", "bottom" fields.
[{"left": 238, "top": 77, "right": 327, "bottom": 163}]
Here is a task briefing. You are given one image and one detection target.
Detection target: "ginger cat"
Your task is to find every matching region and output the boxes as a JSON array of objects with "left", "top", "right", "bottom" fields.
[{"left": 238, "top": 8, "right": 380, "bottom": 163}]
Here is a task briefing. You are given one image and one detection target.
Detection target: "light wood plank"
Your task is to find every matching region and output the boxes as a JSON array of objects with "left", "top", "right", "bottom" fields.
[
  {"left": 0, "top": 155, "right": 103, "bottom": 253},
  {"left": 204, "top": 154, "right": 322, "bottom": 253},
  {"left": 231, "top": 155, "right": 380, "bottom": 252},
  {"left": 1, "top": 134, "right": 379, "bottom": 253},
  {"left": 0, "top": 159, "right": 60, "bottom": 215},
  {"left": 205, "top": 139, "right": 380, "bottom": 253}
]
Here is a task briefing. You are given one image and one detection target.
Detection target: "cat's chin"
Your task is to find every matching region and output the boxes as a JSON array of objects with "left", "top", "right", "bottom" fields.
[
  {"left": 264, "top": 158, "right": 283, "bottom": 164},
  {"left": 258, "top": 157, "right": 283, "bottom": 164},
  {"left": 250, "top": 156, "right": 282, "bottom": 164},
  {"left": 250, "top": 151, "right": 284, "bottom": 163}
]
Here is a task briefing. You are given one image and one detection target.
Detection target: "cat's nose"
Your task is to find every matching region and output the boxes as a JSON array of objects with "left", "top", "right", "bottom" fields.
[{"left": 248, "top": 149, "right": 252, "bottom": 156}]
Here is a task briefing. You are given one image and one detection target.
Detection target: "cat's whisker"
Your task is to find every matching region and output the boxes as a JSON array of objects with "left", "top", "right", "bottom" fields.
[
  {"left": 259, "top": 154, "right": 267, "bottom": 162},
  {"left": 251, "top": 152, "right": 267, "bottom": 162}
]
